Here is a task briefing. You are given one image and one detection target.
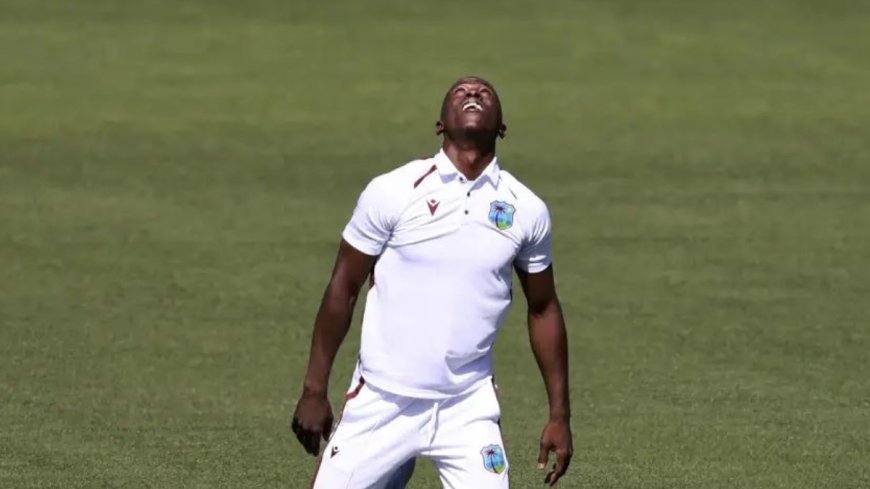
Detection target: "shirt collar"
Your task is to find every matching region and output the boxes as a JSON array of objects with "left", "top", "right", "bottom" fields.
[{"left": 433, "top": 149, "right": 500, "bottom": 187}]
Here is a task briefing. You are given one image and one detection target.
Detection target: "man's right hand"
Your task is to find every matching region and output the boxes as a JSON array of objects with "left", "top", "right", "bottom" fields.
[
  {"left": 291, "top": 391, "right": 334, "bottom": 456},
  {"left": 292, "top": 241, "right": 375, "bottom": 456}
]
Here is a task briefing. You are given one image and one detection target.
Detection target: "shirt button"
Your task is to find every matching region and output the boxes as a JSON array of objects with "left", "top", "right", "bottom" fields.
[
  {"left": 466, "top": 191, "right": 471, "bottom": 197},
  {"left": 459, "top": 177, "right": 466, "bottom": 183},
  {"left": 464, "top": 210, "right": 469, "bottom": 215}
]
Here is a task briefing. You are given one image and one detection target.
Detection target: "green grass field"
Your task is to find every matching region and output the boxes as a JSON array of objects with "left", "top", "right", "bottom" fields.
[{"left": 2, "top": 1, "right": 869, "bottom": 487}]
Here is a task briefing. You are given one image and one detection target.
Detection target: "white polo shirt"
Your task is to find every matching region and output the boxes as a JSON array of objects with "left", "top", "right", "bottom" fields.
[{"left": 342, "top": 150, "right": 552, "bottom": 399}]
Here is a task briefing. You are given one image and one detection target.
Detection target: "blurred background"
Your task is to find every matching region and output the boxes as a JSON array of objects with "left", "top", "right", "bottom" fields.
[{"left": 1, "top": 1, "right": 868, "bottom": 487}]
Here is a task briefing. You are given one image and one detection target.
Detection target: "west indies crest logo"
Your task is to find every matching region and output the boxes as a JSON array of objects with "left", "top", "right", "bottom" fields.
[
  {"left": 488, "top": 201, "right": 515, "bottom": 230},
  {"left": 480, "top": 444, "right": 507, "bottom": 474}
]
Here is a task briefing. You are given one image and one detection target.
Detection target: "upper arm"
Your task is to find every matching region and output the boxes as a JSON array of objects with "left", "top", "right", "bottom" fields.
[
  {"left": 329, "top": 239, "right": 378, "bottom": 297},
  {"left": 333, "top": 177, "right": 397, "bottom": 294},
  {"left": 514, "top": 199, "right": 557, "bottom": 314},
  {"left": 516, "top": 265, "right": 558, "bottom": 315}
]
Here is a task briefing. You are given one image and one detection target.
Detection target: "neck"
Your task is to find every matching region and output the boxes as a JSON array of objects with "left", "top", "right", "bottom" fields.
[{"left": 442, "top": 138, "right": 496, "bottom": 181}]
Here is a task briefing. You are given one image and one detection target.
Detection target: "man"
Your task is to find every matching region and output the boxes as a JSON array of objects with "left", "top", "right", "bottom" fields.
[{"left": 292, "top": 76, "right": 573, "bottom": 488}]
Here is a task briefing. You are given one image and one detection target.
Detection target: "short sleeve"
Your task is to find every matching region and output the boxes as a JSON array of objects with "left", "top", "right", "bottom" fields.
[
  {"left": 341, "top": 178, "right": 397, "bottom": 256},
  {"left": 514, "top": 202, "right": 552, "bottom": 273}
]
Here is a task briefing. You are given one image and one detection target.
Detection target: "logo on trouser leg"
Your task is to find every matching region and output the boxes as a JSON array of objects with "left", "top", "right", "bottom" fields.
[{"left": 480, "top": 445, "right": 506, "bottom": 474}]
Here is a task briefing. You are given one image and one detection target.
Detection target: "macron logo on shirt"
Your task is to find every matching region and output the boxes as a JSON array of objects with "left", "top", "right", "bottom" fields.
[{"left": 427, "top": 199, "right": 439, "bottom": 215}]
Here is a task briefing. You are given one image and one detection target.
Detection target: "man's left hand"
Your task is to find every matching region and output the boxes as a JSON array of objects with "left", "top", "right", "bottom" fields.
[{"left": 537, "top": 417, "right": 573, "bottom": 486}]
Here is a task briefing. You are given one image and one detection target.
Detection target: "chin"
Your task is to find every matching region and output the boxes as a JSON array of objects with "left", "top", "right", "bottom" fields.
[{"left": 459, "top": 119, "right": 487, "bottom": 132}]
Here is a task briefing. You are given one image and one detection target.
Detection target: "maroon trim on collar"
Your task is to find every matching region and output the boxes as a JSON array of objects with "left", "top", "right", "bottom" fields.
[{"left": 413, "top": 164, "right": 438, "bottom": 188}]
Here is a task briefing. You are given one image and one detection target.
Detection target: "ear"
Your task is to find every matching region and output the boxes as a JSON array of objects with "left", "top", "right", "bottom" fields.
[
  {"left": 497, "top": 123, "right": 507, "bottom": 139},
  {"left": 435, "top": 120, "right": 445, "bottom": 136}
]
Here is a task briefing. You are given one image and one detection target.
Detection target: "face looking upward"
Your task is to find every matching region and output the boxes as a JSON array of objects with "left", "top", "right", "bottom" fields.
[{"left": 437, "top": 77, "right": 506, "bottom": 142}]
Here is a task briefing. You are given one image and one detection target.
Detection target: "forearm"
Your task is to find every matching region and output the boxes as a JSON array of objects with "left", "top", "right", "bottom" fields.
[
  {"left": 302, "top": 282, "right": 359, "bottom": 396},
  {"left": 528, "top": 300, "right": 570, "bottom": 420}
]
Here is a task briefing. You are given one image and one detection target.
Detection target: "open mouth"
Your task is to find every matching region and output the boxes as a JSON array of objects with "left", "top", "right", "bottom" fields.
[{"left": 462, "top": 101, "right": 483, "bottom": 112}]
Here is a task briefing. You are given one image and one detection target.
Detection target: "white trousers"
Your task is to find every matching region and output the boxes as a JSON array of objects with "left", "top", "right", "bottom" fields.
[{"left": 311, "top": 377, "right": 509, "bottom": 489}]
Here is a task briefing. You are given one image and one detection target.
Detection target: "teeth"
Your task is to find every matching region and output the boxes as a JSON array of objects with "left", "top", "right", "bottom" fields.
[{"left": 462, "top": 101, "right": 483, "bottom": 112}]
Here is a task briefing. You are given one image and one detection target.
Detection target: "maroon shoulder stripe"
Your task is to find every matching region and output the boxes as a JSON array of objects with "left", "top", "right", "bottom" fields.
[{"left": 413, "top": 164, "right": 438, "bottom": 188}]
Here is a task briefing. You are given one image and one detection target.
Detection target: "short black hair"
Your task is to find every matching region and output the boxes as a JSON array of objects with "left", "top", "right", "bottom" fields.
[{"left": 439, "top": 76, "right": 503, "bottom": 124}]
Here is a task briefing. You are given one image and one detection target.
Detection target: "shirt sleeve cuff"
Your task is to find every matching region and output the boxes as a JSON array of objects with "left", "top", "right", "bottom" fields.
[
  {"left": 515, "top": 257, "right": 552, "bottom": 274},
  {"left": 341, "top": 227, "right": 384, "bottom": 257}
]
